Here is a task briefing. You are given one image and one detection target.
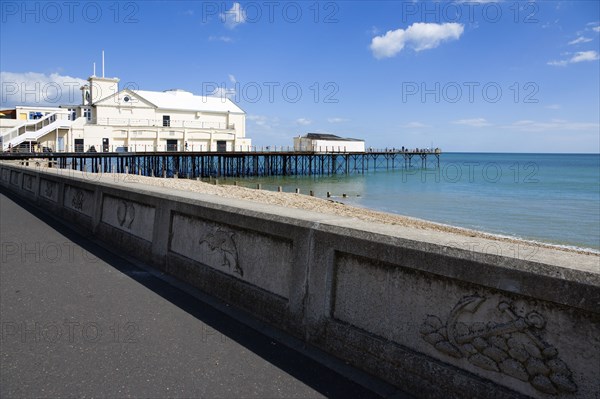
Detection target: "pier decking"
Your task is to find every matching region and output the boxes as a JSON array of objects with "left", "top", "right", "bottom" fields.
[{"left": 0, "top": 150, "right": 441, "bottom": 178}]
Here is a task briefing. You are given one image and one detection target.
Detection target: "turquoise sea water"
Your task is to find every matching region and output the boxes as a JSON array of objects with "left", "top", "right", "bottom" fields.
[{"left": 230, "top": 153, "right": 600, "bottom": 251}]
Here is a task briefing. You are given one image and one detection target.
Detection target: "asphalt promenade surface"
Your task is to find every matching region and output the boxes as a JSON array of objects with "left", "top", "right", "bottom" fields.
[{"left": 0, "top": 190, "right": 394, "bottom": 398}]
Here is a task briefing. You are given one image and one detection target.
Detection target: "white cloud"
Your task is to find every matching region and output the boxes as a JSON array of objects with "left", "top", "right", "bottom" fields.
[
  {"left": 368, "top": 26, "right": 380, "bottom": 36},
  {"left": 327, "top": 117, "right": 348, "bottom": 123},
  {"left": 210, "top": 87, "right": 236, "bottom": 100},
  {"left": 545, "top": 104, "right": 561, "bottom": 110},
  {"left": 402, "top": 121, "right": 430, "bottom": 128},
  {"left": 0, "top": 71, "right": 87, "bottom": 107},
  {"left": 247, "top": 114, "right": 280, "bottom": 130},
  {"left": 220, "top": 2, "right": 245, "bottom": 29},
  {"left": 454, "top": 0, "right": 502, "bottom": 3},
  {"left": 506, "top": 119, "right": 599, "bottom": 132},
  {"left": 571, "top": 51, "right": 599, "bottom": 62},
  {"left": 248, "top": 115, "right": 268, "bottom": 126},
  {"left": 247, "top": 115, "right": 264, "bottom": 123},
  {"left": 594, "top": 26, "right": 600, "bottom": 33},
  {"left": 568, "top": 36, "right": 592, "bottom": 45},
  {"left": 208, "top": 35, "right": 233, "bottom": 43},
  {"left": 452, "top": 118, "right": 491, "bottom": 127},
  {"left": 295, "top": 118, "right": 312, "bottom": 126},
  {"left": 208, "top": 74, "right": 237, "bottom": 99},
  {"left": 548, "top": 50, "right": 600, "bottom": 66},
  {"left": 541, "top": 19, "right": 560, "bottom": 29},
  {"left": 370, "top": 22, "right": 464, "bottom": 59}
]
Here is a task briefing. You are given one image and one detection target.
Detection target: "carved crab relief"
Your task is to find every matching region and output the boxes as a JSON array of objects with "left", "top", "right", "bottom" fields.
[
  {"left": 116, "top": 200, "right": 135, "bottom": 229},
  {"left": 199, "top": 227, "right": 243, "bottom": 277},
  {"left": 71, "top": 190, "right": 84, "bottom": 211},
  {"left": 420, "top": 295, "right": 577, "bottom": 395}
]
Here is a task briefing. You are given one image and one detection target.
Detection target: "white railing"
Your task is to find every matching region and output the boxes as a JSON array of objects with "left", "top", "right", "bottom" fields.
[
  {"left": 1, "top": 111, "right": 72, "bottom": 151},
  {"left": 2, "top": 113, "right": 52, "bottom": 144},
  {"left": 3, "top": 116, "right": 72, "bottom": 151},
  {"left": 92, "top": 117, "right": 235, "bottom": 130},
  {"left": 1, "top": 125, "right": 24, "bottom": 143}
]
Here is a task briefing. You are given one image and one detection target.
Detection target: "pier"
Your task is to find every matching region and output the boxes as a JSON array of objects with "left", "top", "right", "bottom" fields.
[{"left": 0, "top": 150, "right": 441, "bottom": 178}]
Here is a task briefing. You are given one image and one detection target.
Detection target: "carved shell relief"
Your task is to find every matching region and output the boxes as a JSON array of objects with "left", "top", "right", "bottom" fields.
[
  {"left": 71, "top": 190, "right": 84, "bottom": 211},
  {"left": 23, "top": 175, "right": 33, "bottom": 190},
  {"left": 44, "top": 180, "right": 54, "bottom": 198}
]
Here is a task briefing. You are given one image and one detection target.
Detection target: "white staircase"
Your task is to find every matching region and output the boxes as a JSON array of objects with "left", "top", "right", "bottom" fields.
[{"left": 2, "top": 112, "right": 72, "bottom": 151}]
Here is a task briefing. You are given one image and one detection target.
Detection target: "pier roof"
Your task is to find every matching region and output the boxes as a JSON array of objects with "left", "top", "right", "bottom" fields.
[
  {"left": 303, "top": 133, "right": 363, "bottom": 141},
  {"left": 133, "top": 90, "right": 245, "bottom": 114}
]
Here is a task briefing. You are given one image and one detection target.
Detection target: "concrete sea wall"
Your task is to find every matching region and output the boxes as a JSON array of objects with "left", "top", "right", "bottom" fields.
[{"left": 1, "top": 163, "right": 599, "bottom": 399}]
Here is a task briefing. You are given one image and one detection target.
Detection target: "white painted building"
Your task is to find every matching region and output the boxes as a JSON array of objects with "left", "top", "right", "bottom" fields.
[
  {"left": 1, "top": 73, "right": 251, "bottom": 153},
  {"left": 294, "top": 133, "right": 365, "bottom": 153}
]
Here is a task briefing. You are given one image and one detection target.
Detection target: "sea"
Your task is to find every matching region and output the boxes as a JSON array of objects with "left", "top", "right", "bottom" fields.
[{"left": 227, "top": 153, "right": 600, "bottom": 252}]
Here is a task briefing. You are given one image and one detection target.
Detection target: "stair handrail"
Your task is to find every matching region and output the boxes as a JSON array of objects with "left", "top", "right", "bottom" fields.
[
  {"left": 2, "top": 116, "right": 73, "bottom": 151},
  {"left": 1, "top": 110, "right": 72, "bottom": 146}
]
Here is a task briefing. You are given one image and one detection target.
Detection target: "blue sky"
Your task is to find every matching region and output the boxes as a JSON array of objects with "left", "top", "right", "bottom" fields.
[{"left": 1, "top": 0, "right": 599, "bottom": 152}]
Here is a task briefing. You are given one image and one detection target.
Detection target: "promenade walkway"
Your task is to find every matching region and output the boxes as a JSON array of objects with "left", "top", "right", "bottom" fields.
[{"left": 0, "top": 191, "right": 397, "bottom": 398}]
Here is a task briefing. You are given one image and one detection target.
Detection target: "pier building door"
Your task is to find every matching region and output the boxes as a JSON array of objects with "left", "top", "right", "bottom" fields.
[
  {"left": 102, "top": 138, "right": 109, "bottom": 152},
  {"left": 217, "top": 140, "right": 227, "bottom": 152},
  {"left": 166, "top": 139, "right": 178, "bottom": 152},
  {"left": 57, "top": 137, "right": 64, "bottom": 152},
  {"left": 74, "top": 139, "right": 84, "bottom": 152}
]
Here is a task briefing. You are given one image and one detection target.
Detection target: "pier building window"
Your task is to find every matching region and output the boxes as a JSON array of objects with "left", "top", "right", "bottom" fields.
[
  {"left": 68, "top": 108, "right": 76, "bottom": 121},
  {"left": 163, "top": 115, "right": 171, "bottom": 127},
  {"left": 83, "top": 108, "right": 92, "bottom": 121}
]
